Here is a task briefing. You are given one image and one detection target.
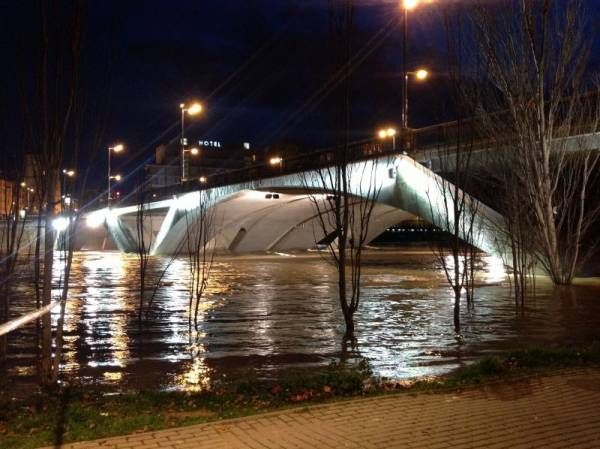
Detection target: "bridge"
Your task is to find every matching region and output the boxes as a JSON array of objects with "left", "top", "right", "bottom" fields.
[{"left": 50, "top": 122, "right": 600, "bottom": 258}]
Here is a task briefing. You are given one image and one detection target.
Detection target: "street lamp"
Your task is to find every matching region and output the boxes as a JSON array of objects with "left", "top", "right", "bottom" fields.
[
  {"left": 61, "top": 169, "right": 76, "bottom": 211},
  {"left": 377, "top": 127, "right": 397, "bottom": 150},
  {"left": 108, "top": 144, "right": 124, "bottom": 208},
  {"left": 180, "top": 102, "right": 203, "bottom": 183},
  {"left": 401, "top": 68, "right": 429, "bottom": 130},
  {"left": 401, "top": 0, "right": 429, "bottom": 128}
]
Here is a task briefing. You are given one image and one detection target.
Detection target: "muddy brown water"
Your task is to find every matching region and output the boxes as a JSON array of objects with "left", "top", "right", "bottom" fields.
[{"left": 2, "top": 248, "right": 600, "bottom": 394}]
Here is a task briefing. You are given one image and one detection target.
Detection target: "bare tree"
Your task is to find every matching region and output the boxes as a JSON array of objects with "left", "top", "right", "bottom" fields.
[
  {"left": 184, "top": 190, "right": 217, "bottom": 330},
  {"left": 135, "top": 186, "right": 153, "bottom": 322},
  {"left": 472, "top": 0, "right": 600, "bottom": 285},
  {"left": 306, "top": 161, "right": 381, "bottom": 339},
  {"left": 423, "top": 5, "right": 483, "bottom": 334},
  {"left": 298, "top": 0, "right": 381, "bottom": 341}
]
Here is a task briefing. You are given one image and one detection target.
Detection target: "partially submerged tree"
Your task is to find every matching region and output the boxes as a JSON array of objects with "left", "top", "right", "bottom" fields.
[
  {"left": 472, "top": 0, "right": 600, "bottom": 285},
  {"left": 135, "top": 186, "right": 153, "bottom": 323},
  {"left": 184, "top": 190, "right": 217, "bottom": 331}
]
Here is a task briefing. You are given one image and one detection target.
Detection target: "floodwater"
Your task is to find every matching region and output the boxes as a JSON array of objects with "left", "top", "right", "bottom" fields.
[{"left": 3, "top": 249, "right": 600, "bottom": 393}]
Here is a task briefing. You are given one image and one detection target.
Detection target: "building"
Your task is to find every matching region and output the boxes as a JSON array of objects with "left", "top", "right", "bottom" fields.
[{"left": 145, "top": 139, "right": 255, "bottom": 189}]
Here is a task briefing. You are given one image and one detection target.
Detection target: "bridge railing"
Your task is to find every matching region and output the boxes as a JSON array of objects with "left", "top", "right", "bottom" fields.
[{"left": 124, "top": 116, "right": 598, "bottom": 206}]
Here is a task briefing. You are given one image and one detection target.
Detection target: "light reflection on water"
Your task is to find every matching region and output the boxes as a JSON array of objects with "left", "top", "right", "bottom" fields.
[{"left": 3, "top": 249, "right": 600, "bottom": 393}]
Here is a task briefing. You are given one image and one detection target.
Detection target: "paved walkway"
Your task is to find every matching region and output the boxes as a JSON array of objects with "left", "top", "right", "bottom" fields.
[{"left": 44, "top": 368, "right": 600, "bottom": 449}]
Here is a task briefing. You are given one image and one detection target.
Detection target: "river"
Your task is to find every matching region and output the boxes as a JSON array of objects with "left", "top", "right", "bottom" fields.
[{"left": 2, "top": 248, "right": 600, "bottom": 394}]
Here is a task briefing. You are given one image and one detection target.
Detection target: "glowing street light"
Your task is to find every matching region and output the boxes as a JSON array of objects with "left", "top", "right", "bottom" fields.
[
  {"left": 198, "top": 176, "right": 207, "bottom": 183},
  {"left": 378, "top": 127, "right": 397, "bottom": 150},
  {"left": 403, "top": 0, "right": 419, "bottom": 10},
  {"left": 108, "top": 143, "right": 125, "bottom": 208},
  {"left": 415, "top": 68, "right": 429, "bottom": 80},
  {"left": 180, "top": 102, "right": 204, "bottom": 183}
]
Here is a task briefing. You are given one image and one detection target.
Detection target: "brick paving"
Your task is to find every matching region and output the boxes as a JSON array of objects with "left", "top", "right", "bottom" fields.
[{"left": 42, "top": 368, "right": 600, "bottom": 449}]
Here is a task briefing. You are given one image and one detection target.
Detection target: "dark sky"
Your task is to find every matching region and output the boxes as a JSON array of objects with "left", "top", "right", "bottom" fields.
[{"left": 1, "top": 0, "right": 599, "bottom": 187}]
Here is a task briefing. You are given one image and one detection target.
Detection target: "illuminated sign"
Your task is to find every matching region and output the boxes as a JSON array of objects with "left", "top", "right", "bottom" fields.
[{"left": 199, "top": 140, "right": 222, "bottom": 148}]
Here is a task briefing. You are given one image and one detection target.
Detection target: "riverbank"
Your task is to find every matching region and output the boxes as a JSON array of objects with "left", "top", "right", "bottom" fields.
[{"left": 2, "top": 342, "right": 600, "bottom": 449}]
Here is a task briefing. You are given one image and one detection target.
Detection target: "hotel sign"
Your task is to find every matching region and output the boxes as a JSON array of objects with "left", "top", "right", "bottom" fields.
[{"left": 199, "top": 140, "right": 222, "bottom": 148}]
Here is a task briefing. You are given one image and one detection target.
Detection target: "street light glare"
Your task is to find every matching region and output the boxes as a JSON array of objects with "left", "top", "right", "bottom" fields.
[
  {"left": 114, "top": 174, "right": 122, "bottom": 181},
  {"left": 416, "top": 69, "right": 429, "bottom": 80},
  {"left": 269, "top": 156, "right": 283, "bottom": 166},
  {"left": 187, "top": 103, "right": 203, "bottom": 115},
  {"left": 199, "top": 176, "right": 207, "bottom": 183},
  {"left": 190, "top": 147, "right": 200, "bottom": 156},
  {"left": 112, "top": 144, "right": 124, "bottom": 152},
  {"left": 378, "top": 128, "right": 397, "bottom": 139},
  {"left": 403, "top": 0, "right": 418, "bottom": 10}
]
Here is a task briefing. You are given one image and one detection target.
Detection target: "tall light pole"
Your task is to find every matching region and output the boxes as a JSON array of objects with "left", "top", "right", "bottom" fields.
[
  {"left": 108, "top": 144, "right": 124, "bottom": 208},
  {"left": 180, "top": 102, "right": 203, "bottom": 183},
  {"left": 61, "top": 169, "right": 75, "bottom": 211},
  {"left": 402, "top": 0, "right": 419, "bottom": 129}
]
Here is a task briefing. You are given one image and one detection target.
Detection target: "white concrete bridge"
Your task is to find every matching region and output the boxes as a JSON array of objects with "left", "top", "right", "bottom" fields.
[{"left": 74, "top": 153, "right": 505, "bottom": 257}]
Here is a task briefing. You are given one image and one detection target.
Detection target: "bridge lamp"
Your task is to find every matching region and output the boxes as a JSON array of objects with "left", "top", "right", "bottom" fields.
[
  {"left": 86, "top": 210, "right": 106, "bottom": 229},
  {"left": 108, "top": 143, "right": 125, "bottom": 208},
  {"left": 180, "top": 102, "right": 204, "bottom": 183},
  {"left": 52, "top": 216, "right": 70, "bottom": 232}
]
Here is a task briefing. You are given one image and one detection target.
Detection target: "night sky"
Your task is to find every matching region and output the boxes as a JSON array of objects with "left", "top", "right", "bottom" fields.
[{"left": 1, "top": 0, "right": 599, "bottom": 188}]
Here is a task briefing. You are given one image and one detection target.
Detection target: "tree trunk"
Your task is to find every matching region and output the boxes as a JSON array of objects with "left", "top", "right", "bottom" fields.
[{"left": 39, "top": 180, "right": 56, "bottom": 387}]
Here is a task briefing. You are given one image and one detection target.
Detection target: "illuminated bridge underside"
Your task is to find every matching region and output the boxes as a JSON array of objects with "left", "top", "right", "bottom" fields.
[{"left": 81, "top": 155, "right": 506, "bottom": 257}]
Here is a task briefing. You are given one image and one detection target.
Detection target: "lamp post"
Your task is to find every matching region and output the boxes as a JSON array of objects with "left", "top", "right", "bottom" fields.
[
  {"left": 61, "top": 169, "right": 75, "bottom": 211},
  {"left": 108, "top": 144, "right": 124, "bottom": 208},
  {"left": 401, "top": 0, "right": 421, "bottom": 129},
  {"left": 180, "top": 102, "right": 203, "bottom": 183},
  {"left": 20, "top": 182, "right": 35, "bottom": 211},
  {"left": 403, "top": 68, "right": 429, "bottom": 129},
  {"left": 181, "top": 146, "right": 200, "bottom": 183}
]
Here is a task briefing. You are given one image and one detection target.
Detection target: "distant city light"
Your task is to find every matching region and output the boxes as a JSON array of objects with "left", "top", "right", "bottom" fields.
[
  {"left": 62, "top": 169, "right": 76, "bottom": 177},
  {"left": 269, "top": 156, "right": 283, "bottom": 166}
]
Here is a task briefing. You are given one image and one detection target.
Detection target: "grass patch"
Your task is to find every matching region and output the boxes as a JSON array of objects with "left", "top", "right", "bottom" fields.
[{"left": 1, "top": 342, "right": 599, "bottom": 449}]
